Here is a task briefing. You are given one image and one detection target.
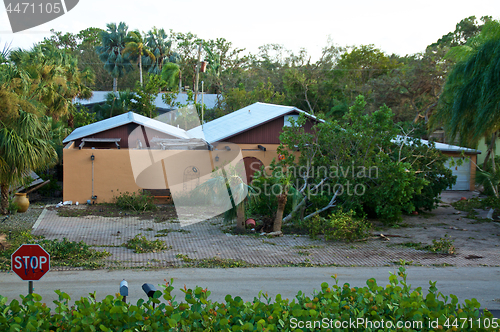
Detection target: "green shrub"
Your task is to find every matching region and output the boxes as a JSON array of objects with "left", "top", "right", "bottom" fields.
[
  {"left": 430, "top": 235, "right": 456, "bottom": 254},
  {"left": 115, "top": 190, "right": 157, "bottom": 212},
  {"left": 0, "top": 268, "right": 496, "bottom": 331},
  {"left": 123, "top": 233, "right": 171, "bottom": 253},
  {"left": 7, "top": 199, "right": 19, "bottom": 215},
  {"left": 308, "top": 210, "right": 372, "bottom": 242},
  {"left": 37, "top": 173, "right": 62, "bottom": 197}
]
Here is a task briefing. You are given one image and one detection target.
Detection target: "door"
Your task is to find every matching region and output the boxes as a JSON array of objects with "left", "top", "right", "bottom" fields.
[{"left": 445, "top": 157, "right": 471, "bottom": 190}]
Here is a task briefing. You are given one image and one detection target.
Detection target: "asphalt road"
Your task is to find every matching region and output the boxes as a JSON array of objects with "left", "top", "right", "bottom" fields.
[{"left": 1, "top": 266, "right": 499, "bottom": 313}]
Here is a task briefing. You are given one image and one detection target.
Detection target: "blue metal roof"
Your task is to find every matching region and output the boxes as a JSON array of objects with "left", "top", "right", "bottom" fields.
[
  {"left": 187, "top": 102, "right": 323, "bottom": 143},
  {"left": 74, "top": 92, "right": 220, "bottom": 110}
]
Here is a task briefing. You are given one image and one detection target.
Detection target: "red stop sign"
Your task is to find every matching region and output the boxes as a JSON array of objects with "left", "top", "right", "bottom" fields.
[{"left": 11, "top": 244, "right": 50, "bottom": 281}]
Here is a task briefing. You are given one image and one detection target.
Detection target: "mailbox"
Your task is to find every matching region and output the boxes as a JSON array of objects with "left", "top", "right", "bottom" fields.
[
  {"left": 120, "top": 280, "right": 128, "bottom": 296},
  {"left": 142, "top": 283, "right": 157, "bottom": 298}
]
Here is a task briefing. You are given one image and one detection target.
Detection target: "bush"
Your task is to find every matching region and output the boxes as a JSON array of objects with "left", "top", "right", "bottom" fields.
[
  {"left": 0, "top": 268, "right": 496, "bottom": 331},
  {"left": 279, "top": 96, "right": 456, "bottom": 226},
  {"left": 7, "top": 199, "right": 19, "bottom": 215},
  {"left": 309, "top": 210, "right": 372, "bottom": 242},
  {"left": 115, "top": 191, "right": 157, "bottom": 212},
  {"left": 123, "top": 234, "right": 171, "bottom": 253},
  {"left": 0, "top": 233, "right": 110, "bottom": 270},
  {"left": 37, "top": 173, "right": 62, "bottom": 197}
]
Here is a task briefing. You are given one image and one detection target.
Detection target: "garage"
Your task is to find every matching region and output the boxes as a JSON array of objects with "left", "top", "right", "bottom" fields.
[
  {"left": 444, "top": 157, "right": 471, "bottom": 190},
  {"left": 432, "top": 141, "right": 481, "bottom": 191}
]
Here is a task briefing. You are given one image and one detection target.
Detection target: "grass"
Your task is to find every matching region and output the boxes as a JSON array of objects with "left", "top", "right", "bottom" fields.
[
  {"left": 155, "top": 228, "right": 191, "bottom": 237},
  {"left": 0, "top": 231, "right": 111, "bottom": 270},
  {"left": 388, "top": 236, "right": 456, "bottom": 255},
  {"left": 175, "top": 254, "right": 255, "bottom": 268},
  {"left": 451, "top": 196, "right": 500, "bottom": 222},
  {"left": 297, "top": 251, "right": 311, "bottom": 256},
  {"left": 123, "top": 234, "right": 172, "bottom": 253},
  {"left": 292, "top": 245, "right": 324, "bottom": 250}
]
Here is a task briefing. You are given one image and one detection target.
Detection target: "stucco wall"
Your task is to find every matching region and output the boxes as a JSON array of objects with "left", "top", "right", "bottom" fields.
[
  {"left": 63, "top": 145, "right": 215, "bottom": 203},
  {"left": 476, "top": 136, "right": 498, "bottom": 165}
]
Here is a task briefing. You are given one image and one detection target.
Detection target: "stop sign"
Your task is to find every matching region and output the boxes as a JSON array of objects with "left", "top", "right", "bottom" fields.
[{"left": 11, "top": 244, "right": 50, "bottom": 281}]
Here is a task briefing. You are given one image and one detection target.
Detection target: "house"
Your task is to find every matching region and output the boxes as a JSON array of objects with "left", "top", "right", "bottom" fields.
[
  {"left": 62, "top": 102, "right": 322, "bottom": 203},
  {"left": 395, "top": 137, "right": 481, "bottom": 191},
  {"left": 188, "top": 102, "right": 323, "bottom": 183},
  {"left": 74, "top": 91, "right": 220, "bottom": 122},
  {"left": 62, "top": 102, "right": 479, "bottom": 204},
  {"left": 62, "top": 112, "right": 211, "bottom": 204}
]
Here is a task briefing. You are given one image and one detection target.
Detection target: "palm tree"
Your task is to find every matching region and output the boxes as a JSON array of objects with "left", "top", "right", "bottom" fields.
[
  {"left": 145, "top": 27, "right": 173, "bottom": 75},
  {"left": 432, "top": 20, "right": 500, "bottom": 169},
  {"left": 93, "top": 90, "right": 134, "bottom": 119},
  {"left": 123, "top": 30, "right": 155, "bottom": 87},
  {"left": 0, "top": 111, "right": 57, "bottom": 214},
  {"left": 8, "top": 44, "right": 92, "bottom": 121},
  {"left": 161, "top": 62, "right": 180, "bottom": 91},
  {"left": 97, "top": 22, "right": 133, "bottom": 92}
]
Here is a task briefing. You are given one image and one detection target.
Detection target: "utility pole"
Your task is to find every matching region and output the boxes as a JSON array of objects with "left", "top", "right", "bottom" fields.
[
  {"left": 201, "top": 81, "right": 204, "bottom": 130},
  {"left": 194, "top": 42, "right": 202, "bottom": 104}
]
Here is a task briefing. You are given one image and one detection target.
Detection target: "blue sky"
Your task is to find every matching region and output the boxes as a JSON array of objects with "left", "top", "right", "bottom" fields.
[{"left": 1, "top": 0, "right": 499, "bottom": 60}]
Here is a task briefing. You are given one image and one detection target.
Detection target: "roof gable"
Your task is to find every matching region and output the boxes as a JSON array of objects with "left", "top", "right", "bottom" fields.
[
  {"left": 187, "top": 102, "right": 323, "bottom": 143},
  {"left": 63, "top": 112, "right": 191, "bottom": 143}
]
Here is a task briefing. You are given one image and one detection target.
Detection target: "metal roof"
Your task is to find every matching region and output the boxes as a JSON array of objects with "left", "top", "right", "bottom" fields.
[
  {"left": 394, "top": 136, "right": 481, "bottom": 154},
  {"left": 74, "top": 92, "right": 220, "bottom": 110},
  {"left": 62, "top": 111, "right": 191, "bottom": 143},
  {"left": 187, "top": 102, "right": 324, "bottom": 143}
]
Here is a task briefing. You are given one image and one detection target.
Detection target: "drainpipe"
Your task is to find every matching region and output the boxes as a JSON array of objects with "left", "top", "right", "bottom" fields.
[{"left": 91, "top": 151, "right": 97, "bottom": 202}]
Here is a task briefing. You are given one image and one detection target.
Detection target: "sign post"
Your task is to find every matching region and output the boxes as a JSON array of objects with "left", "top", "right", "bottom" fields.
[{"left": 11, "top": 244, "right": 50, "bottom": 294}]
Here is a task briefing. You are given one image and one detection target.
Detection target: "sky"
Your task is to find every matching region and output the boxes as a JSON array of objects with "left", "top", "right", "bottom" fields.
[{"left": 1, "top": 0, "right": 500, "bottom": 61}]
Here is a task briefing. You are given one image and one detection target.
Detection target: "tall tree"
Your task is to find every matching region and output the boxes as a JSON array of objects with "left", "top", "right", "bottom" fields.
[
  {"left": 145, "top": 27, "right": 175, "bottom": 75},
  {"left": 432, "top": 20, "right": 500, "bottom": 156},
  {"left": 0, "top": 111, "right": 57, "bottom": 214},
  {"left": 123, "top": 30, "right": 155, "bottom": 87},
  {"left": 97, "top": 22, "right": 133, "bottom": 92}
]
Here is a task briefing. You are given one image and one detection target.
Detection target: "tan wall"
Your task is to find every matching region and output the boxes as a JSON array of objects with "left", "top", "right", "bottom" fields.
[
  {"left": 64, "top": 139, "right": 480, "bottom": 203},
  {"left": 63, "top": 145, "right": 215, "bottom": 203},
  {"left": 442, "top": 152, "right": 477, "bottom": 191},
  {"left": 64, "top": 142, "right": 282, "bottom": 203}
]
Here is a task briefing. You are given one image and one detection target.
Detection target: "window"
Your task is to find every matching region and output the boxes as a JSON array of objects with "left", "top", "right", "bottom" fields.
[{"left": 284, "top": 114, "right": 299, "bottom": 127}]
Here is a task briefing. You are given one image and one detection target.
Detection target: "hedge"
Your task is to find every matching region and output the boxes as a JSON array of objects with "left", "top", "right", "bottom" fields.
[{"left": 0, "top": 267, "right": 497, "bottom": 331}]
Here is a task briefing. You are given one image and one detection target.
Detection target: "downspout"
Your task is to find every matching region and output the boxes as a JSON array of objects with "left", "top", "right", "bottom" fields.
[{"left": 91, "top": 151, "right": 97, "bottom": 202}]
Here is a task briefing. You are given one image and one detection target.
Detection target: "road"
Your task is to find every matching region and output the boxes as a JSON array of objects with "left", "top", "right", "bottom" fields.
[{"left": 1, "top": 266, "right": 499, "bottom": 313}]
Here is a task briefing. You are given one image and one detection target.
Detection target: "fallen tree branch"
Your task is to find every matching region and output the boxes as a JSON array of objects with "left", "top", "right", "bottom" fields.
[{"left": 302, "top": 188, "right": 341, "bottom": 221}]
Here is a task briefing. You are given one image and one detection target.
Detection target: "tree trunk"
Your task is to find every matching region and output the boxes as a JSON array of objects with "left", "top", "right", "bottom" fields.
[
  {"left": 235, "top": 202, "right": 245, "bottom": 233},
  {"left": 139, "top": 56, "right": 143, "bottom": 87},
  {"left": 484, "top": 132, "right": 497, "bottom": 170},
  {"left": 113, "top": 77, "right": 118, "bottom": 92},
  {"left": 67, "top": 113, "right": 74, "bottom": 129},
  {"left": 179, "top": 70, "right": 182, "bottom": 92},
  {"left": 273, "top": 190, "right": 289, "bottom": 232},
  {"left": 1, "top": 184, "right": 9, "bottom": 215}
]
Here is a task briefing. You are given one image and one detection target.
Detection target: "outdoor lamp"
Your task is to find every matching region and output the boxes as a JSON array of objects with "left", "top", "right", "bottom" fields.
[
  {"left": 90, "top": 154, "right": 95, "bottom": 161},
  {"left": 215, "top": 155, "right": 219, "bottom": 162}
]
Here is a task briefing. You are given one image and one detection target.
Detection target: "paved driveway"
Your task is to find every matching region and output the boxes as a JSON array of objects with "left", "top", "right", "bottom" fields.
[{"left": 32, "top": 194, "right": 500, "bottom": 269}]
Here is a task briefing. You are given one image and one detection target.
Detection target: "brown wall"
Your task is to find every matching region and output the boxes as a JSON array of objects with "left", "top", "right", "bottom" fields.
[
  {"left": 227, "top": 115, "right": 315, "bottom": 144},
  {"left": 74, "top": 124, "right": 178, "bottom": 149},
  {"left": 442, "top": 152, "right": 477, "bottom": 191}
]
